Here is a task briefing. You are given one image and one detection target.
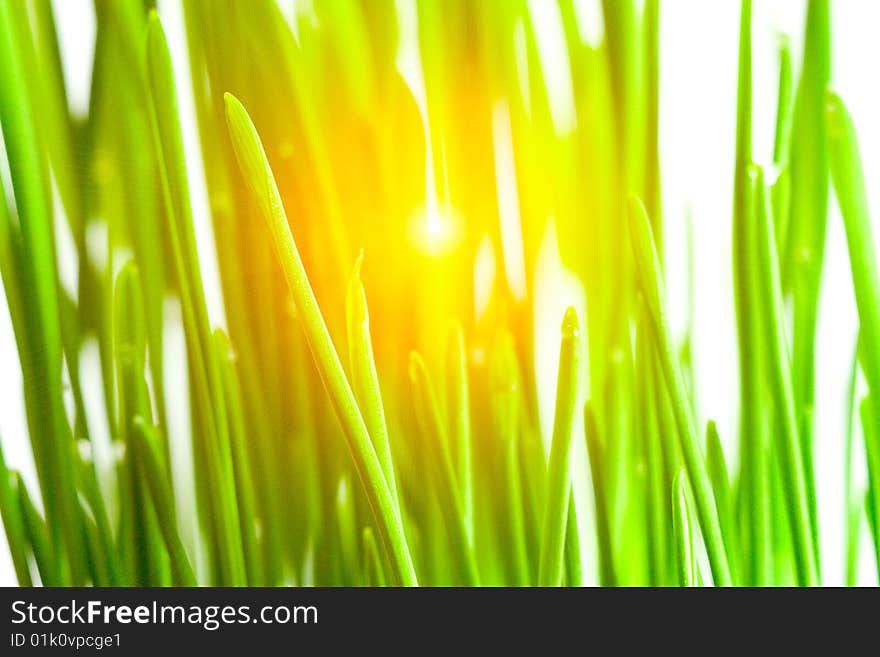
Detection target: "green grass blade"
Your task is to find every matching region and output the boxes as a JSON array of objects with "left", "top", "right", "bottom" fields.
[
  {"left": 409, "top": 351, "right": 480, "bottom": 585},
  {"left": 771, "top": 36, "right": 793, "bottom": 259},
  {"left": 858, "top": 397, "right": 880, "bottom": 576},
  {"left": 224, "top": 91, "right": 417, "bottom": 586},
  {"left": 785, "top": 1, "right": 831, "bottom": 567},
  {"left": 637, "top": 301, "right": 671, "bottom": 585},
  {"left": 672, "top": 470, "right": 698, "bottom": 587},
  {"left": 446, "top": 321, "right": 474, "bottom": 538},
  {"left": 563, "top": 494, "right": 582, "bottom": 586},
  {"left": 584, "top": 401, "right": 615, "bottom": 586},
  {"left": 706, "top": 421, "right": 742, "bottom": 585},
  {"left": 844, "top": 338, "right": 861, "bottom": 586},
  {"left": 628, "top": 197, "right": 731, "bottom": 586},
  {"left": 146, "top": 14, "right": 245, "bottom": 586},
  {"left": 642, "top": 0, "right": 661, "bottom": 237},
  {"left": 114, "top": 262, "right": 171, "bottom": 586},
  {"left": 826, "top": 90, "right": 880, "bottom": 582},
  {"left": 0, "top": 442, "right": 31, "bottom": 585},
  {"left": 79, "top": 504, "right": 112, "bottom": 587},
  {"left": 538, "top": 307, "right": 581, "bottom": 586},
  {"left": 346, "top": 253, "right": 398, "bottom": 506},
  {"left": 730, "top": 0, "right": 770, "bottom": 588},
  {"left": 13, "top": 472, "right": 58, "bottom": 586},
  {"left": 0, "top": 0, "right": 82, "bottom": 584},
  {"left": 132, "top": 419, "right": 197, "bottom": 587},
  {"left": 215, "top": 330, "right": 264, "bottom": 586},
  {"left": 362, "top": 527, "right": 387, "bottom": 587},
  {"left": 490, "top": 333, "right": 530, "bottom": 585},
  {"left": 752, "top": 165, "right": 819, "bottom": 585},
  {"left": 826, "top": 92, "right": 880, "bottom": 422}
]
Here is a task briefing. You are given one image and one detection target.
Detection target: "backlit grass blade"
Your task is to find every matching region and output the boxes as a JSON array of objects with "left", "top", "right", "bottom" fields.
[
  {"left": 538, "top": 307, "right": 581, "bottom": 587},
  {"left": 446, "top": 321, "right": 474, "bottom": 537},
  {"left": 844, "top": 338, "right": 862, "bottom": 586},
  {"left": 0, "top": 0, "right": 83, "bottom": 584},
  {"left": 113, "top": 262, "right": 171, "bottom": 586},
  {"left": 224, "top": 92, "right": 417, "bottom": 586},
  {"left": 637, "top": 301, "right": 671, "bottom": 585},
  {"left": 409, "top": 351, "right": 480, "bottom": 585},
  {"left": 80, "top": 505, "right": 112, "bottom": 587},
  {"left": 826, "top": 90, "right": 880, "bottom": 580},
  {"left": 858, "top": 397, "right": 880, "bottom": 575},
  {"left": 73, "top": 451, "right": 120, "bottom": 586},
  {"left": 628, "top": 197, "right": 731, "bottom": 586},
  {"left": 490, "top": 333, "right": 530, "bottom": 585},
  {"left": 346, "top": 253, "right": 398, "bottom": 506},
  {"left": 132, "top": 419, "right": 197, "bottom": 587},
  {"left": 785, "top": 1, "right": 831, "bottom": 564},
  {"left": 672, "top": 470, "right": 698, "bottom": 587},
  {"left": 215, "top": 330, "right": 264, "bottom": 586},
  {"left": 706, "top": 421, "right": 742, "bottom": 585},
  {"left": 146, "top": 14, "right": 246, "bottom": 586},
  {"left": 362, "top": 527, "right": 387, "bottom": 587},
  {"left": 14, "top": 472, "right": 57, "bottom": 586},
  {"left": 771, "top": 36, "right": 793, "bottom": 258},
  {"left": 0, "top": 440, "right": 31, "bottom": 585},
  {"left": 564, "top": 494, "right": 582, "bottom": 587},
  {"left": 643, "top": 0, "right": 661, "bottom": 237},
  {"left": 826, "top": 91, "right": 880, "bottom": 429},
  {"left": 585, "top": 402, "right": 615, "bottom": 587},
  {"left": 730, "top": 0, "right": 769, "bottom": 588},
  {"left": 752, "top": 165, "right": 819, "bottom": 585}
]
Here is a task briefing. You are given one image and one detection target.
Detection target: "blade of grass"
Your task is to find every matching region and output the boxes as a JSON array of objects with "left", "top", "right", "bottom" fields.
[
  {"left": 672, "top": 470, "right": 698, "bottom": 587},
  {"left": 628, "top": 197, "right": 732, "bottom": 586},
  {"left": 731, "top": 0, "right": 768, "bottom": 588},
  {"left": 114, "top": 262, "right": 171, "bottom": 586},
  {"left": 74, "top": 452, "right": 120, "bottom": 587},
  {"left": 13, "top": 472, "right": 58, "bottom": 586},
  {"left": 215, "top": 330, "right": 264, "bottom": 586},
  {"left": 490, "top": 333, "right": 531, "bottom": 585},
  {"left": 637, "top": 301, "right": 670, "bottom": 585},
  {"left": 538, "top": 307, "right": 581, "bottom": 587},
  {"left": 224, "top": 92, "right": 417, "bottom": 586},
  {"left": 362, "top": 527, "right": 387, "bottom": 587},
  {"left": 146, "top": 14, "right": 246, "bottom": 586},
  {"left": 445, "top": 321, "right": 474, "bottom": 539},
  {"left": 844, "top": 338, "right": 861, "bottom": 586},
  {"left": 826, "top": 90, "right": 880, "bottom": 581},
  {"left": 858, "top": 397, "right": 880, "bottom": 575},
  {"left": 564, "top": 494, "right": 582, "bottom": 586},
  {"left": 346, "top": 252, "right": 398, "bottom": 506},
  {"left": 409, "top": 351, "right": 480, "bottom": 585},
  {"left": 771, "top": 36, "right": 793, "bottom": 260},
  {"left": 0, "top": 0, "right": 83, "bottom": 584},
  {"left": 0, "top": 438, "right": 31, "bottom": 585},
  {"left": 584, "top": 402, "right": 615, "bottom": 586},
  {"left": 706, "top": 421, "right": 742, "bottom": 585},
  {"left": 132, "top": 418, "right": 197, "bottom": 586},
  {"left": 826, "top": 90, "right": 880, "bottom": 440},
  {"left": 785, "top": 1, "right": 831, "bottom": 568},
  {"left": 79, "top": 503, "right": 113, "bottom": 587},
  {"left": 752, "top": 165, "right": 819, "bottom": 585}
]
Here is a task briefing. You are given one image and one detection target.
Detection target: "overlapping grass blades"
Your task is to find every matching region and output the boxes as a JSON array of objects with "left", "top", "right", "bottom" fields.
[{"left": 224, "top": 92, "right": 418, "bottom": 586}]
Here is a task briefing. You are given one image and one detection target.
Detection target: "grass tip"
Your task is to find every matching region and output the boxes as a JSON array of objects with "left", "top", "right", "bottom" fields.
[{"left": 562, "top": 306, "right": 579, "bottom": 340}]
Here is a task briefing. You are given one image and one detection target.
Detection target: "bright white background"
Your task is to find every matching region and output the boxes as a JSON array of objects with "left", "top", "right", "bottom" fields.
[{"left": 1, "top": 0, "right": 878, "bottom": 585}]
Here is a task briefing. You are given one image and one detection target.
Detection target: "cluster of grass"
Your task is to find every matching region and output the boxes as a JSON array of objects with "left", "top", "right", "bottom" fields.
[{"left": 0, "top": 0, "right": 877, "bottom": 586}]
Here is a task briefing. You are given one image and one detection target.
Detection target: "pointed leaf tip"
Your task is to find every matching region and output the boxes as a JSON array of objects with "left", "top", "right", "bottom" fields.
[
  {"left": 562, "top": 306, "right": 579, "bottom": 339},
  {"left": 346, "top": 250, "right": 369, "bottom": 326}
]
